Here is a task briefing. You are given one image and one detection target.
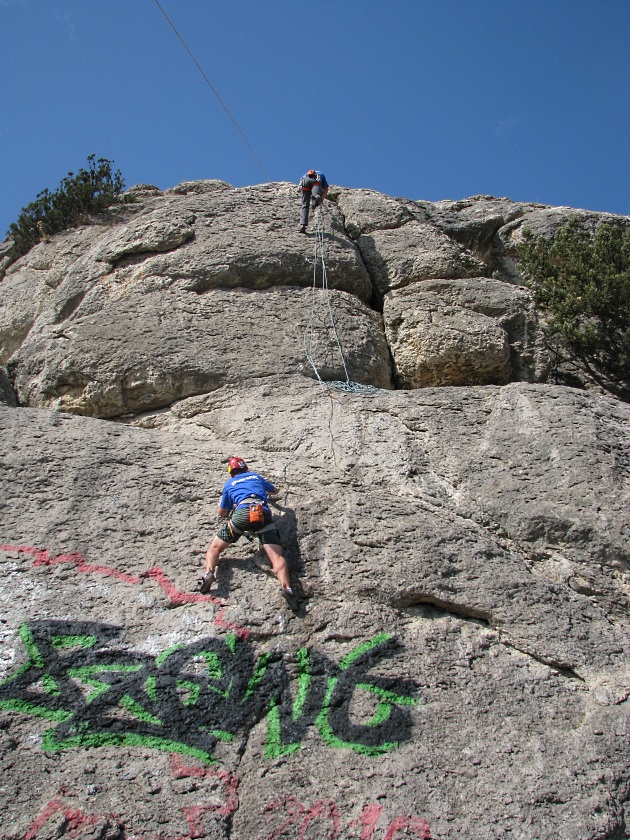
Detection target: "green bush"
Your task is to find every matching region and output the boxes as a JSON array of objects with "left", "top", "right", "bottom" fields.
[
  {"left": 6, "top": 155, "right": 125, "bottom": 259},
  {"left": 516, "top": 216, "right": 630, "bottom": 396}
]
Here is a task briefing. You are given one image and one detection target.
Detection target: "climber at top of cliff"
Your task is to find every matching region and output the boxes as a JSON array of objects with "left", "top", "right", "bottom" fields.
[{"left": 298, "top": 169, "right": 329, "bottom": 233}]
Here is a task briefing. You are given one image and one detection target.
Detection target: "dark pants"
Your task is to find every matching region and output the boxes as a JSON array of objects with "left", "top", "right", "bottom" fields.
[
  {"left": 217, "top": 505, "right": 281, "bottom": 546},
  {"left": 300, "top": 184, "right": 324, "bottom": 227}
]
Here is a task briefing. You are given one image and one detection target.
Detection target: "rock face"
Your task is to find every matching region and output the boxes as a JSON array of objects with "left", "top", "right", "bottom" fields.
[
  {"left": 1, "top": 183, "right": 629, "bottom": 840},
  {"left": 0, "top": 365, "right": 16, "bottom": 405},
  {"left": 1, "top": 184, "right": 560, "bottom": 416},
  {"left": 9, "top": 285, "right": 390, "bottom": 418}
]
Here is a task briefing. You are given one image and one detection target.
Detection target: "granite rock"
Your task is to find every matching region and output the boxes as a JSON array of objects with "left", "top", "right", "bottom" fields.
[
  {"left": 3, "top": 184, "right": 628, "bottom": 409},
  {"left": 0, "top": 365, "right": 16, "bottom": 406},
  {"left": 384, "top": 277, "right": 549, "bottom": 387},
  {"left": 1, "top": 376, "right": 629, "bottom": 839}
]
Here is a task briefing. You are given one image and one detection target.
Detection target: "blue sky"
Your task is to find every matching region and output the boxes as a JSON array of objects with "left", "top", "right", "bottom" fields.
[{"left": 1, "top": 0, "right": 629, "bottom": 237}]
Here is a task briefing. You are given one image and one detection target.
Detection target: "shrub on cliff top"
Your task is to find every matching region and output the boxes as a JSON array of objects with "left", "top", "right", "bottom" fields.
[
  {"left": 6, "top": 155, "right": 125, "bottom": 260},
  {"left": 516, "top": 216, "right": 630, "bottom": 397}
]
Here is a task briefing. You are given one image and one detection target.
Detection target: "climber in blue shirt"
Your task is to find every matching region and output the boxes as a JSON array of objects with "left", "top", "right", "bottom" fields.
[
  {"left": 298, "top": 169, "right": 329, "bottom": 233},
  {"left": 218, "top": 470, "right": 275, "bottom": 510},
  {"left": 200, "top": 457, "right": 297, "bottom": 609}
]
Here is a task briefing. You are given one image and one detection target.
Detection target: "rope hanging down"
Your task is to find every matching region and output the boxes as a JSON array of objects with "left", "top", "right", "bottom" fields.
[
  {"left": 152, "top": 0, "right": 272, "bottom": 184},
  {"left": 275, "top": 207, "right": 380, "bottom": 484},
  {"left": 303, "top": 206, "right": 380, "bottom": 396}
]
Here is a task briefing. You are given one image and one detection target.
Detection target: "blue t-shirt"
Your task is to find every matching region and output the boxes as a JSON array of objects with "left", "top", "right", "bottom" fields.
[
  {"left": 301, "top": 170, "right": 328, "bottom": 188},
  {"left": 220, "top": 471, "right": 275, "bottom": 511}
]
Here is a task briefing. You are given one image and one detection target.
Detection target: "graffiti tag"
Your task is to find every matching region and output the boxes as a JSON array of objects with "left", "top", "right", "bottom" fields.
[
  {"left": 0, "top": 620, "right": 418, "bottom": 765},
  {"left": 266, "top": 797, "right": 431, "bottom": 839},
  {"left": 22, "top": 786, "right": 432, "bottom": 840}
]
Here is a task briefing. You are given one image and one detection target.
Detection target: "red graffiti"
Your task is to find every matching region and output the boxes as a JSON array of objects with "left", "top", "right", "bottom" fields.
[
  {"left": 4, "top": 544, "right": 430, "bottom": 839},
  {"left": 266, "top": 796, "right": 340, "bottom": 839},
  {"left": 21, "top": 754, "right": 239, "bottom": 840},
  {"left": 17, "top": 758, "right": 430, "bottom": 840},
  {"left": 142, "top": 566, "right": 216, "bottom": 605},
  {"left": 265, "top": 797, "right": 431, "bottom": 840},
  {"left": 170, "top": 754, "right": 239, "bottom": 819},
  {"left": 346, "top": 803, "right": 384, "bottom": 840},
  {"left": 24, "top": 797, "right": 117, "bottom": 840},
  {"left": 0, "top": 543, "right": 249, "bottom": 639},
  {"left": 20, "top": 545, "right": 141, "bottom": 584},
  {"left": 385, "top": 815, "right": 432, "bottom": 840}
]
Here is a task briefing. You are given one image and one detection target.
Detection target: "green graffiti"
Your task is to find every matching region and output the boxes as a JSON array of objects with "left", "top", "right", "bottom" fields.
[
  {"left": 42, "top": 674, "right": 61, "bottom": 696},
  {"left": 68, "top": 665, "right": 144, "bottom": 703},
  {"left": 0, "top": 628, "right": 48, "bottom": 705},
  {"left": 265, "top": 700, "right": 302, "bottom": 759},
  {"left": 210, "top": 729, "right": 234, "bottom": 743},
  {"left": 358, "top": 682, "right": 418, "bottom": 729},
  {"left": 1, "top": 623, "right": 418, "bottom": 766},
  {"left": 0, "top": 661, "right": 31, "bottom": 686},
  {"left": 0, "top": 698, "right": 72, "bottom": 722},
  {"left": 42, "top": 728, "right": 215, "bottom": 765},
  {"left": 52, "top": 635, "right": 97, "bottom": 650},
  {"left": 367, "top": 700, "right": 392, "bottom": 727},
  {"left": 293, "top": 647, "right": 311, "bottom": 721},
  {"left": 156, "top": 643, "right": 186, "bottom": 667},
  {"left": 244, "top": 652, "right": 272, "bottom": 699},
  {"left": 339, "top": 633, "right": 392, "bottom": 670},
  {"left": 176, "top": 680, "right": 200, "bottom": 706},
  {"left": 356, "top": 682, "right": 418, "bottom": 707},
  {"left": 316, "top": 678, "right": 398, "bottom": 757},
  {"left": 199, "top": 651, "right": 222, "bottom": 680},
  {"left": 264, "top": 647, "right": 312, "bottom": 759},
  {"left": 19, "top": 622, "right": 44, "bottom": 669},
  {"left": 196, "top": 648, "right": 234, "bottom": 698},
  {"left": 119, "top": 694, "right": 163, "bottom": 726},
  {"left": 145, "top": 675, "right": 157, "bottom": 702}
]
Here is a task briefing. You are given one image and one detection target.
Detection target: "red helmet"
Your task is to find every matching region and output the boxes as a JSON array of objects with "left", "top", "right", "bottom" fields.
[{"left": 227, "top": 456, "right": 247, "bottom": 475}]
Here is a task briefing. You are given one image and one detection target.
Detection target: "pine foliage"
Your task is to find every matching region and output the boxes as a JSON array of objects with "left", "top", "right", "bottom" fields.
[
  {"left": 6, "top": 155, "right": 125, "bottom": 259},
  {"left": 516, "top": 216, "right": 630, "bottom": 396}
]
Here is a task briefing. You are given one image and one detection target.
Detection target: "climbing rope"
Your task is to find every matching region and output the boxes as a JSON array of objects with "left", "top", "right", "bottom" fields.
[
  {"left": 304, "top": 205, "right": 351, "bottom": 384},
  {"left": 276, "top": 203, "right": 382, "bottom": 486},
  {"left": 150, "top": 4, "right": 383, "bottom": 489},
  {"left": 303, "top": 204, "right": 381, "bottom": 396},
  {"left": 152, "top": 0, "right": 273, "bottom": 184}
]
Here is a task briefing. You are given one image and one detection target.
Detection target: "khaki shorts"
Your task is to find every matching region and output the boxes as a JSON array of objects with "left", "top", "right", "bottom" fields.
[{"left": 217, "top": 505, "right": 282, "bottom": 546}]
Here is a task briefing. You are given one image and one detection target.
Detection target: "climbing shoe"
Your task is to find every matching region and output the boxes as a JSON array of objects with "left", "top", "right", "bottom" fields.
[
  {"left": 199, "top": 570, "right": 215, "bottom": 594},
  {"left": 281, "top": 586, "right": 299, "bottom": 611},
  {"left": 299, "top": 225, "right": 306, "bottom": 233}
]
